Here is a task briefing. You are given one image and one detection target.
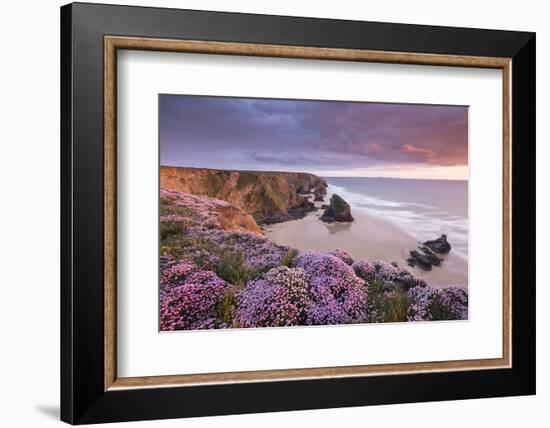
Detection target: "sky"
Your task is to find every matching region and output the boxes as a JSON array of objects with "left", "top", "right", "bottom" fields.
[{"left": 160, "top": 95, "right": 468, "bottom": 180}]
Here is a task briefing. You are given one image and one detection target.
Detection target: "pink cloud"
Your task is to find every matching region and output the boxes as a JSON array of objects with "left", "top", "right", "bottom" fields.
[{"left": 401, "top": 144, "right": 435, "bottom": 160}]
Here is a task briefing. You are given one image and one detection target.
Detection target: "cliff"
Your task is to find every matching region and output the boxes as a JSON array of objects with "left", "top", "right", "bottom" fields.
[
  {"left": 160, "top": 166, "right": 328, "bottom": 224},
  {"left": 160, "top": 189, "right": 261, "bottom": 235}
]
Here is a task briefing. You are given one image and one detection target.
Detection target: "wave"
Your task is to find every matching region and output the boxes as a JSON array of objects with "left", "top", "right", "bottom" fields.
[{"left": 326, "top": 182, "right": 469, "bottom": 260}]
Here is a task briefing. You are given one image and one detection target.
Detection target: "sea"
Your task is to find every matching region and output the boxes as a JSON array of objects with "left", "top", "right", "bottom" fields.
[{"left": 326, "top": 177, "right": 468, "bottom": 261}]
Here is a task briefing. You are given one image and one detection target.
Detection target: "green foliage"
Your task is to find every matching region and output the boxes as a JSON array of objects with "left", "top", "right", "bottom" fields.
[
  {"left": 331, "top": 194, "right": 348, "bottom": 211},
  {"left": 427, "top": 298, "right": 455, "bottom": 320},
  {"left": 204, "top": 173, "right": 227, "bottom": 194},
  {"left": 382, "top": 293, "right": 410, "bottom": 323},
  {"left": 160, "top": 220, "right": 184, "bottom": 241},
  {"left": 236, "top": 172, "right": 258, "bottom": 189},
  {"left": 263, "top": 186, "right": 288, "bottom": 212},
  {"left": 160, "top": 203, "right": 197, "bottom": 219},
  {"left": 216, "top": 286, "right": 240, "bottom": 326},
  {"left": 214, "top": 250, "right": 254, "bottom": 286},
  {"left": 281, "top": 248, "right": 299, "bottom": 267},
  {"left": 367, "top": 280, "right": 411, "bottom": 323}
]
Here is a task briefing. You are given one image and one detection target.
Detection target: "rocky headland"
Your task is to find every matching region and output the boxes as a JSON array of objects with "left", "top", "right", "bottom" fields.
[{"left": 160, "top": 166, "right": 328, "bottom": 224}]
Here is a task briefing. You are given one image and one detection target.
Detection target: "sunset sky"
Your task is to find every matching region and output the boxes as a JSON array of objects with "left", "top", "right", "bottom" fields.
[{"left": 160, "top": 95, "right": 468, "bottom": 180}]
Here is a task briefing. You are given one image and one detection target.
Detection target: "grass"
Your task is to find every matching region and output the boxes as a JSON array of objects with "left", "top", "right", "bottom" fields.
[
  {"left": 281, "top": 248, "right": 299, "bottom": 267},
  {"left": 382, "top": 292, "right": 410, "bottom": 322},
  {"left": 216, "top": 285, "right": 241, "bottom": 326},
  {"left": 160, "top": 220, "right": 184, "bottom": 241},
  {"left": 236, "top": 172, "right": 258, "bottom": 189},
  {"left": 264, "top": 187, "right": 288, "bottom": 212},
  {"left": 367, "top": 280, "right": 411, "bottom": 323},
  {"left": 214, "top": 250, "right": 257, "bottom": 287},
  {"left": 160, "top": 203, "right": 198, "bottom": 219}
]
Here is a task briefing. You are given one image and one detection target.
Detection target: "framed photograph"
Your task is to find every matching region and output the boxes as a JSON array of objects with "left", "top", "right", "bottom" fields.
[{"left": 61, "top": 2, "right": 535, "bottom": 424}]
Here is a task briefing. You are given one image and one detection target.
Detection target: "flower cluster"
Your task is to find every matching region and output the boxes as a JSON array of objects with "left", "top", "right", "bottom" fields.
[
  {"left": 160, "top": 261, "right": 196, "bottom": 288},
  {"left": 159, "top": 261, "right": 229, "bottom": 331},
  {"left": 328, "top": 249, "right": 354, "bottom": 266},
  {"left": 352, "top": 259, "right": 376, "bottom": 282},
  {"left": 372, "top": 260, "right": 401, "bottom": 283},
  {"left": 293, "top": 252, "right": 369, "bottom": 325},
  {"left": 160, "top": 189, "right": 227, "bottom": 230},
  {"left": 236, "top": 266, "right": 310, "bottom": 327},
  {"left": 372, "top": 260, "right": 426, "bottom": 290},
  {"left": 407, "top": 285, "right": 468, "bottom": 321},
  {"left": 161, "top": 189, "right": 290, "bottom": 273},
  {"left": 211, "top": 231, "right": 289, "bottom": 271}
]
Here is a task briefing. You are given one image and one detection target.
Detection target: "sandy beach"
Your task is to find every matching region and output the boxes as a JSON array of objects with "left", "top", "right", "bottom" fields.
[{"left": 263, "top": 208, "right": 468, "bottom": 287}]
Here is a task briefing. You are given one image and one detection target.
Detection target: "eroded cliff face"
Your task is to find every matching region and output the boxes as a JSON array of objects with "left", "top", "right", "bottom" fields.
[
  {"left": 160, "top": 188, "right": 262, "bottom": 235},
  {"left": 215, "top": 203, "right": 262, "bottom": 234},
  {"left": 160, "top": 166, "right": 328, "bottom": 223}
]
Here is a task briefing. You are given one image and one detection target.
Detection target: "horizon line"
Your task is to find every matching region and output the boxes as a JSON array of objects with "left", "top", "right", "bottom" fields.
[{"left": 160, "top": 164, "right": 468, "bottom": 182}]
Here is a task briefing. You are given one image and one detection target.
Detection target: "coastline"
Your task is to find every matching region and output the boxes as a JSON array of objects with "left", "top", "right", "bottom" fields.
[
  {"left": 264, "top": 207, "right": 468, "bottom": 287},
  {"left": 159, "top": 184, "right": 470, "bottom": 331},
  {"left": 158, "top": 166, "right": 468, "bottom": 287}
]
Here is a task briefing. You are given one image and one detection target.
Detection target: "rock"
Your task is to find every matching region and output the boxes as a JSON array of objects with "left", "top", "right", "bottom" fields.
[
  {"left": 259, "top": 198, "right": 315, "bottom": 224},
  {"left": 407, "top": 252, "right": 432, "bottom": 271},
  {"left": 419, "top": 246, "right": 442, "bottom": 265},
  {"left": 216, "top": 204, "right": 263, "bottom": 234},
  {"left": 321, "top": 204, "right": 329, "bottom": 209},
  {"left": 295, "top": 177, "right": 328, "bottom": 195},
  {"left": 320, "top": 194, "right": 354, "bottom": 223},
  {"left": 316, "top": 186, "right": 327, "bottom": 196},
  {"left": 407, "top": 247, "right": 442, "bottom": 271},
  {"left": 313, "top": 190, "right": 324, "bottom": 202},
  {"left": 423, "top": 234, "right": 451, "bottom": 254}
]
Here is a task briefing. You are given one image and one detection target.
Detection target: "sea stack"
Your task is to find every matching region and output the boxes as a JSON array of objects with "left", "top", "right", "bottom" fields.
[
  {"left": 423, "top": 234, "right": 452, "bottom": 254},
  {"left": 320, "top": 194, "right": 354, "bottom": 223}
]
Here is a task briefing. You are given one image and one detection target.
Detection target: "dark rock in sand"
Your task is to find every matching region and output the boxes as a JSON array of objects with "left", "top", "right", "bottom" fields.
[
  {"left": 407, "top": 252, "right": 433, "bottom": 271},
  {"left": 321, "top": 204, "right": 329, "bottom": 209},
  {"left": 420, "top": 246, "right": 442, "bottom": 265},
  {"left": 407, "top": 246, "right": 442, "bottom": 271},
  {"left": 423, "top": 234, "right": 452, "bottom": 254},
  {"left": 320, "top": 194, "right": 354, "bottom": 223}
]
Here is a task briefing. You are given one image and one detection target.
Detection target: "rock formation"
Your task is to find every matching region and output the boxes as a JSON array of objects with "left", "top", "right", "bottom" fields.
[
  {"left": 407, "top": 248, "right": 441, "bottom": 271},
  {"left": 160, "top": 166, "right": 327, "bottom": 224},
  {"left": 320, "top": 194, "right": 354, "bottom": 222},
  {"left": 313, "top": 189, "right": 325, "bottom": 202},
  {"left": 423, "top": 234, "right": 452, "bottom": 254},
  {"left": 407, "top": 236, "right": 450, "bottom": 270}
]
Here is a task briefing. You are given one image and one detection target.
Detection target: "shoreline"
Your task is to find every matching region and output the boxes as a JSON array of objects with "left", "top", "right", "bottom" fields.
[{"left": 263, "top": 207, "right": 468, "bottom": 287}]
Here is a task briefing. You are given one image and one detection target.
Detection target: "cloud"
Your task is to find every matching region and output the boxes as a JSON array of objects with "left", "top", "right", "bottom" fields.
[
  {"left": 401, "top": 144, "right": 435, "bottom": 160},
  {"left": 160, "top": 95, "right": 468, "bottom": 174}
]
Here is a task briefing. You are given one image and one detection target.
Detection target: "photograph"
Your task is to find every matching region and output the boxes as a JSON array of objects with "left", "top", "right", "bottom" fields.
[
  {"left": 54, "top": 2, "right": 536, "bottom": 424},
  {"left": 159, "top": 95, "right": 469, "bottom": 330}
]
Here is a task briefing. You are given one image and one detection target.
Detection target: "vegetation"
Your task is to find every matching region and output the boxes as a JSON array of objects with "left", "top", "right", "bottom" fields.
[
  {"left": 281, "top": 248, "right": 299, "bottom": 267},
  {"left": 159, "top": 189, "right": 468, "bottom": 330},
  {"left": 214, "top": 250, "right": 257, "bottom": 286}
]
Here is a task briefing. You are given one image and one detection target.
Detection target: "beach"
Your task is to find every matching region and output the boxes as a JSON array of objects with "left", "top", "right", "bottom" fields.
[{"left": 264, "top": 198, "right": 468, "bottom": 287}]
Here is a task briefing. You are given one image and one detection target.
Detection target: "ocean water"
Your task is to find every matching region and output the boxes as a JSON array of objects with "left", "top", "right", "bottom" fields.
[{"left": 326, "top": 177, "right": 468, "bottom": 260}]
